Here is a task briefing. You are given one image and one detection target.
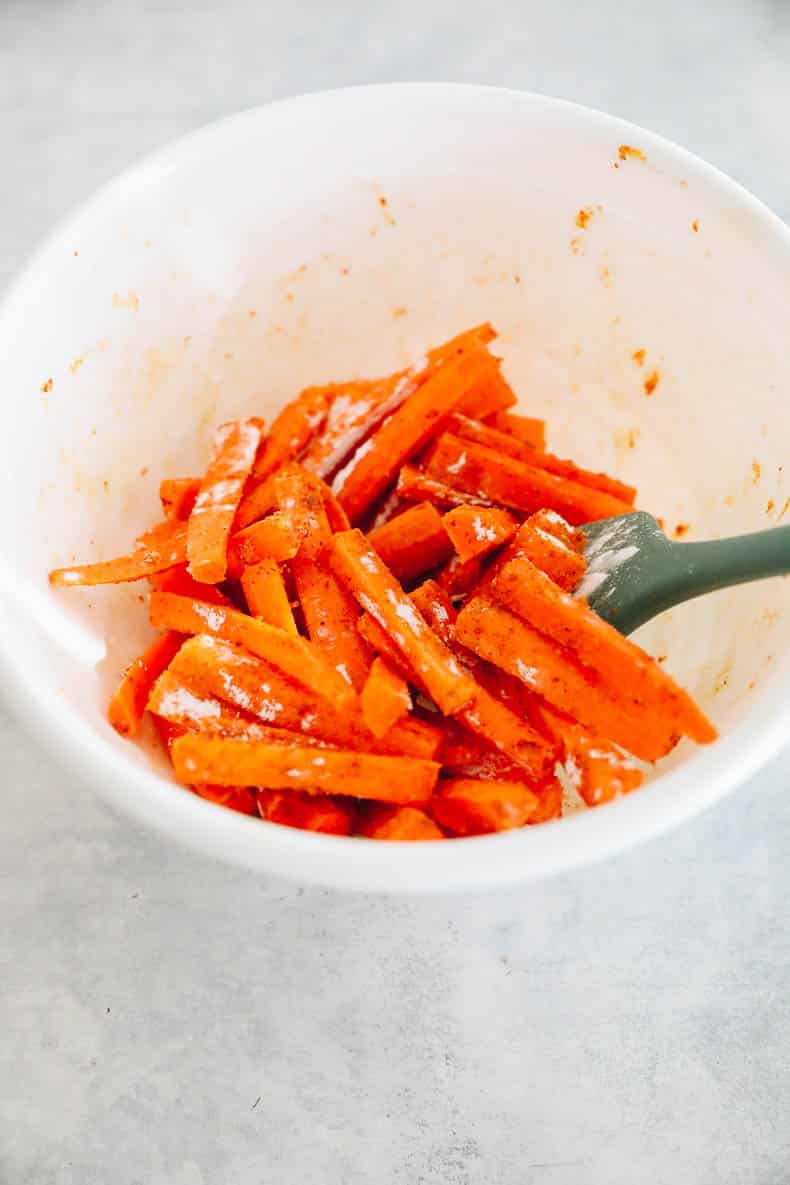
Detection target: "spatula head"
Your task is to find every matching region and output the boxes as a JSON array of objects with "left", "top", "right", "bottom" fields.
[{"left": 579, "top": 511, "right": 674, "bottom": 635}]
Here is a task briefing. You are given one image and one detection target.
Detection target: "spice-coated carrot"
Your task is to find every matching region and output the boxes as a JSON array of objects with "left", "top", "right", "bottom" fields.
[
  {"left": 360, "top": 657, "right": 412, "bottom": 737},
  {"left": 427, "top": 434, "right": 634, "bottom": 525},
  {"left": 335, "top": 349, "right": 497, "bottom": 524},
  {"left": 151, "top": 713, "right": 185, "bottom": 755},
  {"left": 301, "top": 376, "right": 409, "bottom": 479},
  {"left": 231, "top": 511, "right": 301, "bottom": 566},
  {"left": 357, "top": 612, "right": 414, "bottom": 677},
  {"left": 359, "top": 805, "right": 445, "bottom": 840},
  {"left": 455, "top": 598, "right": 679, "bottom": 762},
  {"left": 409, "top": 579, "right": 457, "bottom": 642},
  {"left": 527, "top": 450, "right": 637, "bottom": 505},
  {"left": 491, "top": 556, "right": 717, "bottom": 744},
  {"left": 273, "top": 464, "right": 332, "bottom": 557},
  {"left": 160, "top": 477, "right": 201, "bottom": 520},
  {"left": 192, "top": 783, "right": 258, "bottom": 815},
  {"left": 148, "top": 590, "right": 356, "bottom": 708},
  {"left": 456, "top": 361, "right": 517, "bottom": 419},
  {"left": 240, "top": 559, "right": 297, "bottom": 633},
  {"left": 526, "top": 509, "right": 585, "bottom": 553},
  {"left": 50, "top": 520, "right": 188, "bottom": 586},
  {"left": 187, "top": 418, "right": 263, "bottom": 583},
  {"left": 149, "top": 565, "right": 233, "bottom": 606},
  {"left": 430, "top": 778, "right": 539, "bottom": 835},
  {"left": 368, "top": 502, "right": 452, "bottom": 583},
  {"left": 148, "top": 668, "right": 272, "bottom": 738},
  {"left": 292, "top": 553, "right": 372, "bottom": 691},
  {"left": 436, "top": 553, "right": 484, "bottom": 598},
  {"left": 528, "top": 777, "right": 564, "bottom": 823},
  {"left": 107, "top": 631, "right": 185, "bottom": 737},
  {"left": 503, "top": 520, "right": 587, "bottom": 592},
  {"left": 530, "top": 702, "right": 645, "bottom": 807},
  {"left": 395, "top": 465, "right": 492, "bottom": 510},
  {"left": 447, "top": 412, "right": 538, "bottom": 463},
  {"left": 252, "top": 385, "right": 330, "bottom": 480},
  {"left": 441, "top": 505, "right": 518, "bottom": 563},
  {"left": 487, "top": 411, "right": 546, "bottom": 450},
  {"left": 426, "top": 322, "right": 497, "bottom": 365},
  {"left": 235, "top": 472, "right": 279, "bottom": 531},
  {"left": 257, "top": 789, "right": 354, "bottom": 835},
  {"left": 171, "top": 734, "right": 440, "bottom": 803},
  {"left": 329, "top": 529, "right": 476, "bottom": 715}
]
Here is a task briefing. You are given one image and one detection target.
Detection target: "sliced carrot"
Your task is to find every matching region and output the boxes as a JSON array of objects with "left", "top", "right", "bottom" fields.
[
  {"left": 335, "top": 349, "right": 497, "bottom": 524},
  {"left": 241, "top": 559, "right": 297, "bottom": 633},
  {"left": 231, "top": 512, "right": 301, "bottom": 567},
  {"left": 409, "top": 579, "right": 457, "bottom": 642},
  {"left": 151, "top": 713, "right": 185, "bottom": 755},
  {"left": 456, "top": 362, "right": 517, "bottom": 419},
  {"left": 235, "top": 472, "right": 279, "bottom": 531},
  {"left": 491, "top": 556, "right": 717, "bottom": 744},
  {"left": 436, "top": 553, "right": 484, "bottom": 598},
  {"left": 523, "top": 509, "right": 585, "bottom": 553},
  {"left": 186, "top": 418, "right": 263, "bottom": 584},
  {"left": 528, "top": 777, "right": 564, "bottom": 823},
  {"left": 441, "top": 505, "right": 518, "bottom": 563},
  {"left": 301, "top": 375, "right": 409, "bottom": 479},
  {"left": 447, "top": 412, "right": 537, "bottom": 463},
  {"left": 357, "top": 612, "right": 414, "bottom": 677},
  {"left": 192, "top": 784, "right": 258, "bottom": 815},
  {"left": 148, "top": 667, "right": 270, "bottom": 737},
  {"left": 273, "top": 464, "right": 332, "bottom": 555},
  {"left": 171, "top": 734, "right": 440, "bottom": 803},
  {"left": 368, "top": 502, "right": 452, "bottom": 583},
  {"left": 360, "top": 657, "right": 412, "bottom": 737},
  {"left": 292, "top": 553, "right": 372, "bottom": 691},
  {"left": 160, "top": 477, "right": 201, "bottom": 521},
  {"left": 252, "top": 385, "right": 331, "bottom": 480},
  {"left": 426, "top": 322, "right": 497, "bottom": 365},
  {"left": 395, "top": 465, "right": 492, "bottom": 510},
  {"left": 257, "top": 789, "right": 354, "bottom": 835},
  {"left": 428, "top": 434, "right": 634, "bottom": 525},
  {"left": 329, "top": 529, "right": 476, "bottom": 715},
  {"left": 107, "top": 630, "right": 185, "bottom": 737},
  {"left": 359, "top": 805, "right": 444, "bottom": 840},
  {"left": 149, "top": 564, "right": 233, "bottom": 605},
  {"left": 373, "top": 715, "right": 444, "bottom": 761},
  {"left": 487, "top": 411, "right": 546, "bottom": 450},
  {"left": 148, "top": 590, "right": 356, "bottom": 708},
  {"left": 455, "top": 598, "right": 679, "bottom": 762},
  {"left": 50, "top": 520, "right": 188, "bottom": 586},
  {"left": 526, "top": 450, "right": 636, "bottom": 505},
  {"left": 504, "top": 520, "right": 587, "bottom": 592},
  {"left": 430, "top": 778, "right": 539, "bottom": 835}
]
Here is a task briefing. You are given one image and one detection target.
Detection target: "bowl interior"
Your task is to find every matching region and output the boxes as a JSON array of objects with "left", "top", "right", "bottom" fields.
[{"left": 1, "top": 85, "right": 789, "bottom": 886}]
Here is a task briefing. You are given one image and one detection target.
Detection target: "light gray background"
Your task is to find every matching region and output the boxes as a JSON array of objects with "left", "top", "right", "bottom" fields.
[{"left": 2, "top": 3, "right": 789, "bottom": 1183}]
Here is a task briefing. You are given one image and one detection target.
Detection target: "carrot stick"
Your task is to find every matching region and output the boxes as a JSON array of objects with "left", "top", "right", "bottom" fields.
[
  {"left": 148, "top": 667, "right": 270, "bottom": 737},
  {"left": 504, "top": 520, "right": 586, "bottom": 592},
  {"left": 441, "top": 505, "right": 517, "bottom": 563},
  {"left": 241, "top": 559, "right": 297, "bottom": 634},
  {"left": 456, "top": 363, "right": 517, "bottom": 419},
  {"left": 455, "top": 597, "right": 679, "bottom": 762},
  {"left": 359, "top": 805, "right": 444, "bottom": 840},
  {"left": 491, "top": 556, "right": 717, "bottom": 744},
  {"left": 160, "top": 477, "right": 201, "bottom": 520},
  {"left": 171, "top": 734, "right": 440, "bottom": 803},
  {"left": 329, "top": 529, "right": 476, "bottom": 715},
  {"left": 426, "top": 322, "right": 497, "bottom": 365},
  {"left": 252, "top": 385, "right": 331, "bottom": 480},
  {"left": 360, "top": 657, "right": 412, "bottom": 737},
  {"left": 487, "top": 411, "right": 546, "bottom": 450},
  {"left": 528, "top": 777, "right": 564, "bottom": 823},
  {"left": 148, "top": 590, "right": 356, "bottom": 708},
  {"left": 335, "top": 349, "right": 498, "bottom": 524},
  {"left": 426, "top": 433, "right": 634, "bottom": 525},
  {"left": 527, "top": 451, "right": 637, "bottom": 505},
  {"left": 186, "top": 419, "right": 263, "bottom": 584},
  {"left": 524, "top": 509, "right": 585, "bottom": 553},
  {"left": 375, "top": 715, "right": 444, "bottom": 761},
  {"left": 292, "top": 553, "right": 372, "bottom": 691},
  {"left": 257, "top": 789, "right": 354, "bottom": 835},
  {"left": 235, "top": 472, "right": 279, "bottom": 530},
  {"left": 301, "top": 375, "right": 410, "bottom": 480},
  {"left": 149, "top": 565, "right": 233, "bottom": 606},
  {"left": 192, "top": 784, "right": 258, "bottom": 815},
  {"left": 151, "top": 713, "right": 185, "bottom": 755},
  {"left": 430, "top": 778, "right": 539, "bottom": 835},
  {"left": 107, "top": 631, "right": 185, "bottom": 737},
  {"left": 231, "top": 512, "right": 301, "bottom": 565},
  {"left": 368, "top": 502, "right": 452, "bottom": 583},
  {"left": 50, "top": 520, "right": 188, "bottom": 586},
  {"left": 409, "top": 579, "right": 457, "bottom": 641},
  {"left": 447, "top": 412, "right": 537, "bottom": 463},
  {"left": 530, "top": 702, "right": 645, "bottom": 807},
  {"left": 357, "top": 612, "right": 414, "bottom": 676},
  {"left": 395, "top": 465, "right": 492, "bottom": 510}
]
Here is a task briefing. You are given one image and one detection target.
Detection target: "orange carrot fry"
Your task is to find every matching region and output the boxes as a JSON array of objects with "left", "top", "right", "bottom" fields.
[
  {"left": 491, "top": 556, "right": 717, "bottom": 744},
  {"left": 335, "top": 350, "right": 497, "bottom": 524},
  {"left": 231, "top": 512, "right": 301, "bottom": 565},
  {"left": 360, "top": 657, "right": 412, "bottom": 737},
  {"left": 171, "top": 734, "right": 440, "bottom": 803},
  {"left": 448, "top": 412, "right": 537, "bottom": 463},
  {"left": 187, "top": 418, "right": 263, "bottom": 583},
  {"left": 374, "top": 715, "right": 444, "bottom": 761},
  {"left": 442, "top": 505, "right": 518, "bottom": 563},
  {"left": 528, "top": 777, "right": 564, "bottom": 823},
  {"left": 523, "top": 509, "right": 585, "bottom": 553},
  {"left": 409, "top": 579, "right": 457, "bottom": 641},
  {"left": 531, "top": 703, "right": 644, "bottom": 807},
  {"left": 426, "top": 322, "right": 497, "bottom": 366},
  {"left": 292, "top": 553, "right": 372, "bottom": 691},
  {"left": 396, "top": 465, "right": 492, "bottom": 510},
  {"left": 487, "top": 411, "right": 546, "bottom": 450},
  {"left": 160, "top": 477, "right": 201, "bottom": 520},
  {"left": 436, "top": 553, "right": 484, "bottom": 598},
  {"left": 427, "top": 434, "right": 634, "bottom": 526},
  {"left": 505, "top": 521, "right": 587, "bottom": 592},
  {"left": 359, "top": 805, "right": 444, "bottom": 840},
  {"left": 252, "top": 385, "right": 331, "bottom": 480},
  {"left": 148, "top": 590, "right": 356, "bottom": 708},
  {"left": 329, "top": 529, "right": 476, "bottom": 715},
  {"left": 455, "top": 598, "right": 678, "bottom": 762},
  {"left": 430, "top": 778, "right": 539, "bottom": 835},
  {"left": 368, "top": 502, "right": 452, "bottom": 583},
  {"left": 527, "top": 451, "right": 637, "bottom": 504},
  {"left": 235, "top": 472, "right": 279, "bottom": 530},
  {"left": 456, "top": 363, "right": 517, "bottom": 419},
  {"left": 149, "top": 565, "right": 233, "bottom": 605},
  {"left": 357, "top": 612, "right": 414, "bottom": 676},
  {"left": 147, "top": 668, "right": 271, "bottom": 738},
  {"left": 107, "top": 630, "right": 185, "bottom": 737},
  {"left": 192, "top": 784, "right": 258, "bottom": 815},
  {"left": 257, "top": 789, "right": 354, "bottom": 835},
  {"left": 50, "top": 520, "right": 188, "bottom": 586},
  {"left": 151, "top": 713, "right": 185, "bottom": 755},
  {"left": 241, "top": 559, "right": 297, "bottom": 634},
  {"left": 301, "top": 375, "right": 410, "bottom": 479}
]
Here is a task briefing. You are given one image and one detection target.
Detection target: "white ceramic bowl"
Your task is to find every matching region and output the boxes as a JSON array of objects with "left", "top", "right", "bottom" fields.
[{"left": 2, "top": 84, "right": 789, "bottom": 892}]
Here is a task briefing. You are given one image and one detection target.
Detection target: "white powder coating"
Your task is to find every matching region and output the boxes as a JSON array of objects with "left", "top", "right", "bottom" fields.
[
  {"left": 446, "top": 450, "right": 467, "bottom": 476},
  {"left": 192, "top": 478, "right": 240, "bottom": 514},
  {"left": 535, "top": 527, "right": 571, "bottom": 554},
  {"left": 301, "top": 713, "right": 317, "bottom": 732},
  {"left": 57, "top": 570, "right": 82, "bottom": 584},
  {"left": 576, "top": 518, "right": 639, "bottom": 601},
  {"left": 286, "top": 768, "right": 303, "bottom": 779},
  {"left": 194, "top": 603, "right": 227, "bottom": 632},
  {"left": 432, "top": 602, "right": 449, "bottom": 625},
  {"left": 312, "top": 756, "right": 326, "bottom": 767},
  {"left": 359, "top": 553, "right": 379, "bottom": 574},
  {"left": 563, "top": 753, "right": 583, "bottom": 791},
  {"left": 311, "top": 386, "right": 410, "bottom": 479},
  {"left": 336, "top": 663, "right": 352, "bottom": 685},
  {"left": 515, "top": 659, "right": 540, "bottom": 687},
  {"left": 331, "top": 437, "right": 375, "bottom": 495},
  {"left": 158, "top": 687, "right": 222, "bottom": 722},
  {"left": 184, "top": 757, "right": 197, "bottom": 773},
  {"left": 542, "top": 510, "right": 570, "bottom": 529},
  {"left": 472, "top": 515, "right": 498, "bottom": 542},
  {"left": 385, "top": 587, "right": 425, "bottom": 635}
]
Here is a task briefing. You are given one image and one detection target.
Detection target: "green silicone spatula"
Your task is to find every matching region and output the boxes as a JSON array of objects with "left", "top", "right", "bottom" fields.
[{"left": 580, "top": 511, "right": 790, "bottom": 635}]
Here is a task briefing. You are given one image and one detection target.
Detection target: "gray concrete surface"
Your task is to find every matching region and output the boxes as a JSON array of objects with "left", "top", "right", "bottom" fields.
[{"left": 2, "top": 2, "right": 789, "bottom": 1182}]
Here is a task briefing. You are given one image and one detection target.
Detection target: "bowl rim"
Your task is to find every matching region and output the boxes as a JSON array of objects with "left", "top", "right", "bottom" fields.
[{"left": 2, "top": 81, "right": 790, "bottom": 892}]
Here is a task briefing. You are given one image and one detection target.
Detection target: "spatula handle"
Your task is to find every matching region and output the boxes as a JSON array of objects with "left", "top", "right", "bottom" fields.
[{"left": 670, "top": 523, "right": 790, "bottom": 599}]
